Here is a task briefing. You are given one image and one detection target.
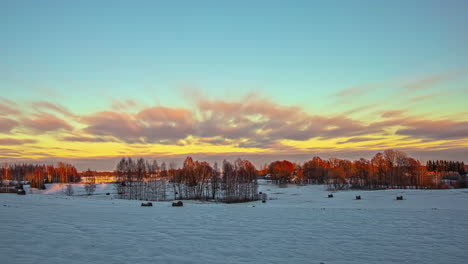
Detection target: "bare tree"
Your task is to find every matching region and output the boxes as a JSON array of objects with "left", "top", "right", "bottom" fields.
[
  {"left": 64, "top": 184, "right": 74, "bottom": 196},
  {"left": 84, "top": 169, "right": 96, "bottom": 195}
]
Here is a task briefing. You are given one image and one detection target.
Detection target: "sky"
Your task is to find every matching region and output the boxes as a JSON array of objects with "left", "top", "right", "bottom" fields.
[{"left": 1, "top": 0, "right": 468, "bottom": 170}]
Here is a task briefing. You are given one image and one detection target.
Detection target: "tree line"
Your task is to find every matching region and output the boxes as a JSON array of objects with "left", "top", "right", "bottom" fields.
[
  {"left": 1, "top": 163, "right": 80, "bottom": 189},
  {"left": 1, "top": 149, "right": 465, "bottom": 197},
  {"left": 264, "top": 150, "right": 467, "bottom": 190}
]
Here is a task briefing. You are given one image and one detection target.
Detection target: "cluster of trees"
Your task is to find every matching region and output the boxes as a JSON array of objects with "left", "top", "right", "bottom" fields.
[
  {"left": 220, "top": 158, "right": 258, "bottom": 203},
  {"left": 426, "top": 160, "right": 466, "bottom": 175},
  {"left": 0, "top": 163, "right": 80, "bottom": 189},
  {"left": 115, "top": 157, "right": 169, "bottom": 201},
  {"left": 115, "top": 157, "right": 258, "bottom": 203},
  {"left": 265, "top": 150, "right": 466, "bottom": 190}
]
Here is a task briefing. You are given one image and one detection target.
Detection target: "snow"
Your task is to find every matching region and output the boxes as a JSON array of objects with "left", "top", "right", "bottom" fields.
[{"left": 1, "top": 181, "right": 468, "bottom": 264}]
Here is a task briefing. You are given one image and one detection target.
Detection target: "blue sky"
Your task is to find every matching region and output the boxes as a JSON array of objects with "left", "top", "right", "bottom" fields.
[{"left": 2, "top": 0, "right": 467, "bottom": 110}]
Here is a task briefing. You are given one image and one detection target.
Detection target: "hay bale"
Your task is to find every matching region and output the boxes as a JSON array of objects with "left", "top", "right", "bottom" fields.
[{"left": 172, "top": 201, "right": 183, "bottom": 207}]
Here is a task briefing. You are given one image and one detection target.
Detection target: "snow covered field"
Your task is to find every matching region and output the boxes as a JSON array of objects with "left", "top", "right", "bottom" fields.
[{"left": 1, "top": 182, "right": 467, "bottom": 264}]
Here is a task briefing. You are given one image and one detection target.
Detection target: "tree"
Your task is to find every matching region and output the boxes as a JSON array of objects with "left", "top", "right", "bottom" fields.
[
  {"left": 269, "top": 160, "right": 294, "bottom": 185},
  {"left": 222, "top": 159, "right": 258, "bottom": 203},
  {"left": 327, "top": 158, "right": 349, "bottom": 190},
  {"left": 64, "top": 184, "right": 74, "bottom": 196},
  {"left": 84, "top": 169, "right": 96, "bottom": 195},
  {"left": 211, "top": 162, "right": 220, "bottom": 200},
  {"left": 303, "top": 157, "right": 329, "bottom": 184},
  {"left": 30, "top": 168, "right": 46, "bottom": 189}
]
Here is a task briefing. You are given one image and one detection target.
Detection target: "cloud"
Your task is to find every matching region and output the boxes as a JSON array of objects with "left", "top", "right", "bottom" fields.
[
  {"left": 82, "top": 111, "right": 144, "bottom": 143},
  {"left": 82, "top": 107, "right": 194, "bottom": 144},
  {"left": 76, "top": 95, "right": 393, "bottom": 146},
  {"left": 409, "top": 91, "right": 449, "bottom": 102},
  {"left": 1, "top": 81, "right": 468, "bottom": 156},
  {"left": 395, "top": 119, "right": 468, "bottom": 140},
  {"left": 0, "top": 138, "right": 38, "bottom": 145},
  {"left": 60, "top": 136, "right": 117, "bottom": 143},
  {"left": 198, "top": 137, "right": 232, "bottom": 145},
  {"left": 342, "top": 104, "right": 379, "bottom": 116},
  {"left": 237, "top": 138, "right": 276, "bottom": 149},
  {"left": 21, "top": 114, "right": 74, "bottom": 133},
  {"left": 334, "top": 85, "right": 377, "bottom": 98},
  {"left": 111, "top": 99, "right": 138, "bottom": 111},
  {"left": 0, "top": 117, "right": 19, "bottom": 133},
  {"left": 379, "top": 110, "right": 407, "bottom": 118},
  {"left": 137, "top": 106, "right": 192, "bottom": 125},
  {"left": 0, "top": 97, "right": 21, "bottom": 116},
  {"left": 195, "top": 97, "right": 388, "bottom": 146},
  {"left": 400, "top": 71, "right": 462, "bottom": 94},
  {"left": 33, "top": 101, "right": 76, "bottom": 118},
  {"left": 337, "top": 137, "right": 384, "bottom": 144}
]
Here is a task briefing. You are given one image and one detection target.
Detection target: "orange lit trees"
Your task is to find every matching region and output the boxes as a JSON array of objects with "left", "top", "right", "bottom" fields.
[
  {"left": 302, "top": 157, "right": 329, "bottom": 184},
  {"left": 406, "top": 158, "right": 426, "bottom": 188},
  {"left": 30, "top": 168, "right": 46, "bottom": 189},
  {"left": 327, "top": 158, "right": 350, "bottom": 190},
  {"left": 371, "top": 152, "right": 387, "bottom": 188},
  {"left": 351, "top": 158, "right": 371, "bottom": 189},
  {"left": 0, "top": 163, "right": 77, "bottom": 184},
  {"left": 56, "top": 162, "right": 79, "bottom": 183},
  {"left": 293, "top": 164, "right": 305, "bottom": 185},
  {"left": 269, "top": 160, "right": 294, "bottom": 185}
]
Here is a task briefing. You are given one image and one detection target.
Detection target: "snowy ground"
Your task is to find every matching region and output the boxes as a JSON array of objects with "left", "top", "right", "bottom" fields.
[{"left": 1, "top": 182, "right": 467, "bottom": 264}]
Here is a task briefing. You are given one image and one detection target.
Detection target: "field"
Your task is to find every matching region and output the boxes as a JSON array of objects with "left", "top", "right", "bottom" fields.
[{"left": 1, "top": 181, "right": 467, "bottom": 264}]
